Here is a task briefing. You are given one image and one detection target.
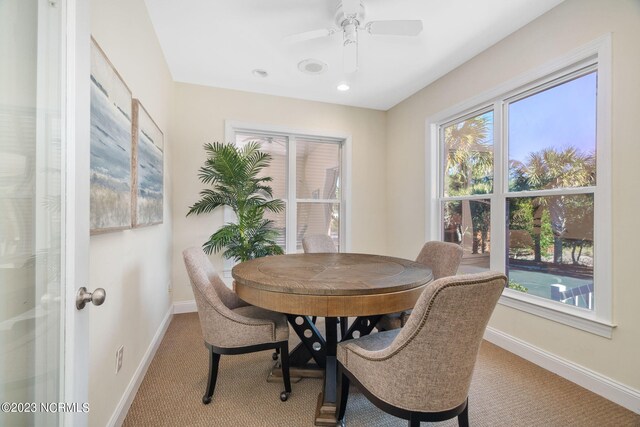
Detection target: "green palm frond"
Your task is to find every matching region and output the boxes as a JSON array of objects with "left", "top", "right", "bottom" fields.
[
  {"left": 203, "top": 223, "right": 240, "bottom": 255},
  {"left": 261, "top": 199, "right": 285, "bottom": 213},
  {"left": 187, "top": 189, "right": 236, "bottom": 216}
]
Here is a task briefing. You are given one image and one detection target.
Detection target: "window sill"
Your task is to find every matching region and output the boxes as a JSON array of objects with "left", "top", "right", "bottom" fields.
[{"left": 498, "top": 289, "right": 616, "bottom": 338}]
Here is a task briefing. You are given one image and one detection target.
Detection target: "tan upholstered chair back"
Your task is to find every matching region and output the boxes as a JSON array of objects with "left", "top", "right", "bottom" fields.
[
  {"left": 183, "top": 247, "right": 245, "bottom": 310},
  {"left": 415, "top": 241, "right": 463, "bottom": 279},
  {"left": 345, "top": 272, "right": 505, "bottom": 412},
  {"left": 302, "top": 234, "right": 337, "bottom": 253}
]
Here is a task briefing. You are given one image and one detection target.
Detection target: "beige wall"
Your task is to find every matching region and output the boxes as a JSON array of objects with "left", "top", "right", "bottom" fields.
[
  {"left": 89, "top": 0, "right": 174, "bottom": 425},
  {"left": 386, "top": 0, "right": 640, "bottom": 390},
  {"left": 171, "top": 83, "right": 387, "bottom": 302}
]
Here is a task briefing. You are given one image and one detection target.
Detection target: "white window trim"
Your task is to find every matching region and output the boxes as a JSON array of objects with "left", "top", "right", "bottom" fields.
[
  {"left": 221, "top": 120, "right": 352, "bottom": 277},
  {"left": 425, "top": 34, "right": 614, "bottom": 338}
]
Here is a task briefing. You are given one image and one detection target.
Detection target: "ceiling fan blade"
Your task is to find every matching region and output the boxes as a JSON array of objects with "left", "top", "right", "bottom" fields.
[
  {"left": 283, "top": 28, "right": 335, "bottom": 43},
  {"left": 366, "top": 20, "right": 423, "bottom": 36},
  {"left": 343, "top": 40, "right": 358, "bottom": 73},
  {"left": 341, "top": 0, "right": 360, "bottom": 17}
]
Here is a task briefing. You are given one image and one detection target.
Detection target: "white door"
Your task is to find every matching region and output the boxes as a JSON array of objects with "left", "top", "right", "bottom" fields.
[{"left": 0, "top": 0, "right": 92, "bottom": 426}]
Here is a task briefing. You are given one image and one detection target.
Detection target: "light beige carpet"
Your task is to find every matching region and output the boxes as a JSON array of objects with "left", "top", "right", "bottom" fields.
[{"left": 123, "top": 314, "right": 639, "bottom": 426}]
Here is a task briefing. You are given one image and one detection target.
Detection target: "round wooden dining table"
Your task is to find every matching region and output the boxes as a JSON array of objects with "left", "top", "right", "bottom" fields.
[{"left": 232, "top": 253, "right": 434, "bottom": 426}]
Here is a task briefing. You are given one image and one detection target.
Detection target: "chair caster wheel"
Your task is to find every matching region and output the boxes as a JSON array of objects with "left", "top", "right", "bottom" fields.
[
  {"left": 202, "top": 395, "right": 212, "bottom": 405},
  {"left": 272, "top": 352, "right": 279, "bottom": 361},
  {"left": 280, "top": 391, "right": 289, "bottom": 402}
]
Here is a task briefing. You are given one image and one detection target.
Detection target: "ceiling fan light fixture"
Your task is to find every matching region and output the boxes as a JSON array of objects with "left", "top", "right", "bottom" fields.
[
  {"left": 337, "top": 82, "right": 350, "bottom": 92},
  {"left": 286, "top": 0, "right": 423, "bottom": 75},
  {"left": 343, "top": 22, "right": 358, "bottom": 44},
  {"left": 298, "top": 59, "right": 328, "bottom": 75}
]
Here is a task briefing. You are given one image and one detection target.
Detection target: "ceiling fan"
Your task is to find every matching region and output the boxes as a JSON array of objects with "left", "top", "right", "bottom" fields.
[{"left": 284, "top": 0, "right": 423, "bottom": 74}]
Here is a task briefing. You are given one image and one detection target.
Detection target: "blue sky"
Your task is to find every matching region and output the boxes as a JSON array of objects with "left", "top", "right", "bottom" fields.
[{"left": 508, "top": 72, "right": 597, "bottom": 164}]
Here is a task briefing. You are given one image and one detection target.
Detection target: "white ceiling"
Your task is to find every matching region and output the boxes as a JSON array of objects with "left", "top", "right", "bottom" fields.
[{"left": 144, "top": 0, "right": 564, "bottom": 111}]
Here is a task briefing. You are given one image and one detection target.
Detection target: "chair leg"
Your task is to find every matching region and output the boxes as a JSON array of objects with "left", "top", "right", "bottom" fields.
[
  {"left": 458, "top": 399, "right": 469, "bottom": 427},
  {"left": 408, "top": 414, "right": 420, "bottom": 426},
  {"left": 311, "top": 316, "right": 317, "bottom": 324},
  {"left": 279, "top": 341, "right": 292, "bottom": 401},
  {"left": 336, "top": 365, "right": 350, "bottom": 423},
  {"left": 202, "top": 347, "right": 220, "bottom": 404}
]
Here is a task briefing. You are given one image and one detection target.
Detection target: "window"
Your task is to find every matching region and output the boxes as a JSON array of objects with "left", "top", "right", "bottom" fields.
[
  {"left": 226, "top": 122, "right": 349, "bottom": 255},
  {"left": 505, "top": 71, "right": 596, "bottom": 309},
  {"left": 441, "top": 110, "right": 494, "bottom": 269},
  {"left": 427, "top": 37, "right": 612, "bottom": 336}
]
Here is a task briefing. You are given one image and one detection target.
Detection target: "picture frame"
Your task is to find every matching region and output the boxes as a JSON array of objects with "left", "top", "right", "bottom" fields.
[
  {"left": 132, "top": 99, "right": 164, "bottom": 227},
  {"left": 89, "top": 37, "right": 133, "bottom": 234}
]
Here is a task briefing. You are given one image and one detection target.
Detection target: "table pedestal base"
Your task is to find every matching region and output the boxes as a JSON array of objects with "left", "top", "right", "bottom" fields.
[
  {"left": 314, "top": 392, "right": 338, "bottom": 426},
  {"left": 285, "top": 315, "right": 382, "bottom": 426},
  {"left": 267, "top": 362, "right": 322, "bottom": 384}
]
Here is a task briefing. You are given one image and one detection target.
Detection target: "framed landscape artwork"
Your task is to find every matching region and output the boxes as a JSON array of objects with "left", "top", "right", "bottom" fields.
[
  {"left": 132, "top": 100, "right": 164, "bottom": 227},
  {"left": 89, "top": 38, "right": 133, "bottom": 233}
]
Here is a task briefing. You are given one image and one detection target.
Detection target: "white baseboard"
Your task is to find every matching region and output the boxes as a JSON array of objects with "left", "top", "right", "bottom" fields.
[
  {"left": 173, "top": 300, "right": 197, "bottom": 314},
  {"left": 484, "top": 326, "right": 640, "bottom": 415},
  {"left": 107, "top": 306, "right": 173, "bottom": 427}
]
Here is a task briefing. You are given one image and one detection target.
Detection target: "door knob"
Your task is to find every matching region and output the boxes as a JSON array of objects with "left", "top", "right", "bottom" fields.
[{"left": 76, "top": 287, "right": 106, "bottom": 310}]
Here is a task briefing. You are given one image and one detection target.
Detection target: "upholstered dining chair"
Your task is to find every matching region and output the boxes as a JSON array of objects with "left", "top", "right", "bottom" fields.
[
  {"left": 301, "top": 234, "right": 348, "bottom": 336},
  {"left": 302, "top": 234, "right": 337, "bottom": 253},
  {"left": 336, "top": 272, "right": 506, "bottom": 427},
  {"left": 182, "top": 247, "right": 292, "bottom": 403},
  {"left": 376, "top": 241, "right": 463, "bottom": 331}
]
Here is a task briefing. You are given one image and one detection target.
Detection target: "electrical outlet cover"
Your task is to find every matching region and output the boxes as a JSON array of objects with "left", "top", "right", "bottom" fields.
[{"left": 116, "top": 346, "right": 124, "bottom": 373}]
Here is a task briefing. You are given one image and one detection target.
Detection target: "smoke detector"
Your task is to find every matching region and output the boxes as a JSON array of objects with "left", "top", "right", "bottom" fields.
[{"left": 298, "top": 59, "right": 327, "bottom": 75}]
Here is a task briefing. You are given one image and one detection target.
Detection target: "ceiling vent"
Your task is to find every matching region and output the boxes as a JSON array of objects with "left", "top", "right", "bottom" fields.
[{"left": 298, "top": 59, "right": 327, "bottom": 75}]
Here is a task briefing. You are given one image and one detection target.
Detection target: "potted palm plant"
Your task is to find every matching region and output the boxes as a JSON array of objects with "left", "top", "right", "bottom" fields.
[{"left": 187, "top": 141, "right": 284, "bottom": 261}]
